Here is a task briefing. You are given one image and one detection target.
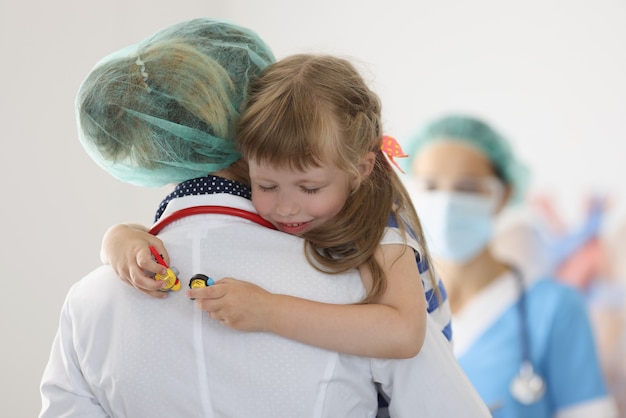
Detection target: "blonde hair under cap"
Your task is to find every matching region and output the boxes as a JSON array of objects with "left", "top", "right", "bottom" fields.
[{"left": 77, "top": 18, "right": 275, "bottom": 187}]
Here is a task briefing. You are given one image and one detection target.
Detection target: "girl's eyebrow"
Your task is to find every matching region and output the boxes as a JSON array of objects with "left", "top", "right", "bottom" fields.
[{"left": 296, "top": 176, "right": 328, "bottom": 184}]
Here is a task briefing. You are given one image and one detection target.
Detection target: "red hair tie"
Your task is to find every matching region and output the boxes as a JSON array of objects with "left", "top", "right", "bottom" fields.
[{"left": 381, "top": 135, "right": 408, "bottom": 173}]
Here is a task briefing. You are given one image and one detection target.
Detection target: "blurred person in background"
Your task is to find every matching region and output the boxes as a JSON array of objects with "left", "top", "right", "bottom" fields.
[{"left": 402, "top": 114, "right": 618, "bottom": 417}]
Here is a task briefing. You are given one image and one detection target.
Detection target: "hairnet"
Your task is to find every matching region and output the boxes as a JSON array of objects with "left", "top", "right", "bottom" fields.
[
  {"left": 77, "top": 18, "right": 275, "bottom": 187},
  {"left": 404, "top": 114, "right": 530, "bottom": 203}
]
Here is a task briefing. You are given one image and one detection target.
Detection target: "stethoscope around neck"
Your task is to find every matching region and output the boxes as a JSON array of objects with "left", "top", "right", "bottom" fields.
[
  {"left": 508, "top": 265, "right": 546, "bottom": 405},
  {"left": 149, "top": 205, "right": 277, "bottom": 235}
]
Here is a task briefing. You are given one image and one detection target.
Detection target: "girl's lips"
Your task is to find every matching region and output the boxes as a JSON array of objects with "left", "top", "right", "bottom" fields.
[{"left": 276, "top": 221, "right": 312, "bottom": 235}]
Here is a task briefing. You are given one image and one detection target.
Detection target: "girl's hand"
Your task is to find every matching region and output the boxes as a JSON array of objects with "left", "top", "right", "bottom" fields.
[
  {"left": 187, "top": 278, "right": 274, "bottom": 331},
  {"left": 101, "top": 223, "right": 169, "bottom": 298}
]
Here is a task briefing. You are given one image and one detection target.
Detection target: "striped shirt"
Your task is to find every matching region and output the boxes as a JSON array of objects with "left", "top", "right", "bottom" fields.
[{"left": 383, "top": 214, "right": 453, "bottom": 343}]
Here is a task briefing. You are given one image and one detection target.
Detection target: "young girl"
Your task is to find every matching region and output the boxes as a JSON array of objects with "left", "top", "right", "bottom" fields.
[{"left": 103, "top": 54, "right": 451, "bottom": 359}]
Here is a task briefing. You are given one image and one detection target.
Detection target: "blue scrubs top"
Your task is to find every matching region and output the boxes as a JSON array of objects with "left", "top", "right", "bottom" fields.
[{"left": 458, "top": 278, "right": 609, "bottom": 418}]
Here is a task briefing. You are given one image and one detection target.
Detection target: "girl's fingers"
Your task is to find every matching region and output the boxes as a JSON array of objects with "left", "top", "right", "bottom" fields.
[
  {"left": 187, "top": 284, "right": 226, "bottom": 302},
  {"left": 137, "top": 251, "right": 167, "bottom": 276},
  {"left": 130, "top": 266, "right": 165, "bottom": 291},
  {"left": 132, "top": 272, "right": 168, "bottom": 299},
  {"left": 146, "top": 242, "right": 170, "bottom": 267}
]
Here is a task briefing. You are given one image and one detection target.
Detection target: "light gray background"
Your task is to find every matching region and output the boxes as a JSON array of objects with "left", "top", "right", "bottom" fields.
[{"left": 2, "top": 1, "right": 625, "bottom": 416}]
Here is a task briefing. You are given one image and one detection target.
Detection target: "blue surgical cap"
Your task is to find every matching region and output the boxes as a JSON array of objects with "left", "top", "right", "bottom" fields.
[{"left": 404, "top": 114, "right": 530, "bottom": 203}]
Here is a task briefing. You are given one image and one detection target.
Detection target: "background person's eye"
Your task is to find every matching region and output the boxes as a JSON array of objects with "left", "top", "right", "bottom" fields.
[
  {"left": 423, "top": 180, "right": 439, "bottom": 191},
  {"left": 454, "top": 180, "right": 483, "bottom": 194},
  {"left": 453, "top": 177, "right": 503, "bottom": 196},
  {"left": 413, "top": 178, "right": 439, "bottom": 191}
]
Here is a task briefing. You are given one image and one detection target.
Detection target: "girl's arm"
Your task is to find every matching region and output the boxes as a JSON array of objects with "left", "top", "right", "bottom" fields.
[
  {"left": 101, "top": 223, "right": 169, "bottom": 297},
  {"left": 188, "top": 243, "right": 427, "bottom": 359}
]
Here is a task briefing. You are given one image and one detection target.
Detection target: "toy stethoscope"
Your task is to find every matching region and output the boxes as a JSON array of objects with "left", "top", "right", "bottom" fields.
[
  {"left": 509, "top": 265, "right": 546, "bottom": 405},
  {"left": 147, "top": 205, "right": 277, "bottom": 292},
  {"left": 149, "top": 205, "right": 277, "bottom": 235}
]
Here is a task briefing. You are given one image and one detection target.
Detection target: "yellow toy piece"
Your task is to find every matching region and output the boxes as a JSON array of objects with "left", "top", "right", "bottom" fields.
[
  {"left": 189, "top": 278, "right": 207, "bottom": 289},
  {"left": 188, "top": 274, "right": 215, "bottom": 300},
  {"left": 155, "top": 267, "right": 181, "bottom": 292},
  {"left": 189, "top": 273, "right": 215, "bottom": 289}
]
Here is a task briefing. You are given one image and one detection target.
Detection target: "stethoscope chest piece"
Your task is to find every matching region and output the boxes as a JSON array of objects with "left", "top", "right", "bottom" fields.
[{"left": 510, "top": 360, "right": 546, "bottom": 405}]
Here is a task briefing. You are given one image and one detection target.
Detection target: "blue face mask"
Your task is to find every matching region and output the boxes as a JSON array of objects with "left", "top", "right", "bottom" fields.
[{"left": 411, "top": 191, "right": 496, "bottom": 263}]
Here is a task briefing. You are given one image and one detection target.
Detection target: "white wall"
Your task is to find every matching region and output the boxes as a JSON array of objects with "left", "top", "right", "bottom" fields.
[{"left": 2, "top": 0, "right": 625, "bottom": 416}]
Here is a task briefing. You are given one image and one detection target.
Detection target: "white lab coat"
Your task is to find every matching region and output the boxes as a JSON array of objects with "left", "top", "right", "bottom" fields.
[{"left": 40, "top": 193, "right": 490, "bottom": 418}]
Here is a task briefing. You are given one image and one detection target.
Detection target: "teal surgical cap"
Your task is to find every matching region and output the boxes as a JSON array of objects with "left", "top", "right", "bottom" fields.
[
  {"left": 404, "top": 114, "right": 530, "bottom": 203},
  {"left": 77, "top": 18, "right": 275, "bottom": 187}
]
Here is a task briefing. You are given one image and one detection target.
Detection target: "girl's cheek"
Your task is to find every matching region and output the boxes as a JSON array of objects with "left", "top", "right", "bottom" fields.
[{"left": 252, "top": 196, "right": 271, "bottom": 215}]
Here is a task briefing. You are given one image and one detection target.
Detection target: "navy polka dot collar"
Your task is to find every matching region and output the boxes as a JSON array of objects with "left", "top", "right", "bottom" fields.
[{"left": 154, "top": 175, "right": 251, "bottom": 222}]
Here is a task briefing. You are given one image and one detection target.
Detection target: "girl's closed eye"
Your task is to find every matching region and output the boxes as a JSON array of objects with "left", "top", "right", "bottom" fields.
[
  {"left": 301, "top": 187, "right": 320, "bottom": 195},
  {"left": 256, "top": 184, "right": 277, "bottom": 192}
]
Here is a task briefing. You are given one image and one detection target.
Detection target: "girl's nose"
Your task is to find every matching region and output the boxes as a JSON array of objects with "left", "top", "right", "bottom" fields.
[{"left": 276, "top": 193, "right": 299, "bottom": 217}]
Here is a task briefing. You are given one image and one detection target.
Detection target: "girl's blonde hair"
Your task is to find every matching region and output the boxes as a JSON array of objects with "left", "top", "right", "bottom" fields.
[{"left": 237, "top": 54, "right": 436, "bottom": 302}]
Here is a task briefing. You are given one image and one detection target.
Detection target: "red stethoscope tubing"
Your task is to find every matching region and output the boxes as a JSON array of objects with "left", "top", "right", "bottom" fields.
[{"left": 149, "top": 205, "right": 277, "bottom": 235}]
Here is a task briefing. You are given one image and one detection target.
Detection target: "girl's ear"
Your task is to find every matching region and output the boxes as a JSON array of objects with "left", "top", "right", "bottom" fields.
[
  {"left": 358, "top": 151, "right": 376, "bottom": 179},
  {"left": 350, "top": 151, "right": 376, "bottom": 191}
]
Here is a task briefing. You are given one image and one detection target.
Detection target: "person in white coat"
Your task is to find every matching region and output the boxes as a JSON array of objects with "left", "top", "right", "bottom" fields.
[{"left": 40, "top": 19, "right": 490, "bottom": 418}]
